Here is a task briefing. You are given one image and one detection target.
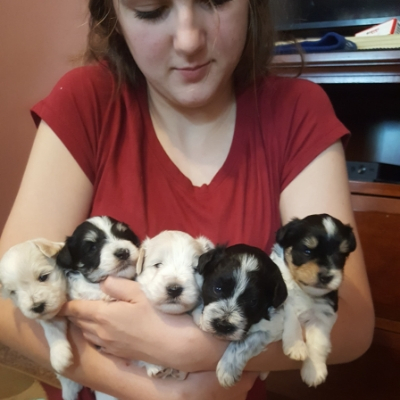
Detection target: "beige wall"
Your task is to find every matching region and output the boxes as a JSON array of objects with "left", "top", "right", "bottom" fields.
[{"left": 0, "top": 0, "right": 88, "bottom": 233}]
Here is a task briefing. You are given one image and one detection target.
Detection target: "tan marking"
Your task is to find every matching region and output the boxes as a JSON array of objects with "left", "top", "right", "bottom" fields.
[
  {"left": 284, "top": 248, "right": 319, "bottom": 286},
  {"left": 303, "top": 236, "right": 318, "bottom": 249},
  {"left": 339, "top": 240, "right": 349, "bottom": 253}
]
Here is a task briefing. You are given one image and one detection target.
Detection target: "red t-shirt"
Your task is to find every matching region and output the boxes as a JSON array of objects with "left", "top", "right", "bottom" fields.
[{"left": 32, "top": 63, "right": 348, "bottom": 400}]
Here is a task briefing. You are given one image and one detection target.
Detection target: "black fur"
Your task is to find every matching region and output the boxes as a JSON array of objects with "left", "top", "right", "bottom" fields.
[
  {"left": 57, "top": 216, "right": 140, "bottom": 281},
  {"left": 197, "top": 244, "right": 287, "bottom": 334}
]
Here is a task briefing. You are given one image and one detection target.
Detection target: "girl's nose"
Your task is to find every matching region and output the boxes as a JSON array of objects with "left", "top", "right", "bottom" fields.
[{"left": 173, "top": 6, "right": 206, "bottom": 56}]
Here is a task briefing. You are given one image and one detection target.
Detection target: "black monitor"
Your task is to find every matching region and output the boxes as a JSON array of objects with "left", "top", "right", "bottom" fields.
[{"left": 270, "top": 0, "right": 400, "bottom": 32}]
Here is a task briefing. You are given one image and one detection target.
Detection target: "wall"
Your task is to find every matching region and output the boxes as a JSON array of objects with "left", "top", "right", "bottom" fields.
[{"left": 0, "top": 0, "right": 88, "bottom": 233}]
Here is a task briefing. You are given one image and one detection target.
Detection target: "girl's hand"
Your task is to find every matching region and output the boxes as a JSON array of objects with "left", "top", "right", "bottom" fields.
[
  {"left": 60, "top": 276, "right": 226, "bottom": 371},
  {"left": 66, "top": 321, "right": 258, "bottom": 400},
  {"left": 165, "top": 370, "right": 259, "bottom": 400}
]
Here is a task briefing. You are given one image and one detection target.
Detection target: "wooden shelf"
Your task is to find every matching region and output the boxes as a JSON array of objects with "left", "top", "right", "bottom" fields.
[
  {"left": 349, "top": 180, "right": 400, "bottom": 198},
  {"left": 271, "top": 50, "right": 400, "bottom": 84}
]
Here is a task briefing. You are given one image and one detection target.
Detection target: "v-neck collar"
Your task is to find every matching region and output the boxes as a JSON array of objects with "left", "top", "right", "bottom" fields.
[{"left": 140, "top": 84, "right": 255, "bottom": 196}]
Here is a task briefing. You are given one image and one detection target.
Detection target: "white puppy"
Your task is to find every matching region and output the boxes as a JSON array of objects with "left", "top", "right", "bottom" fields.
[
  {"left": 135, "top": 230, "right": 214, "bottom": 379},
  {"left": 0, "top": 239, "right": 82, "bottom": 400}
]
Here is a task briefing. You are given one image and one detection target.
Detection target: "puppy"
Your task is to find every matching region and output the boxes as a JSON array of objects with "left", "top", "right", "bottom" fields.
[
  {"left": 0, "top": 238, "right": 82, "bottom": 400},
  {"left": 56, "top": 215, "right": 141, "bottom": 400},
  {"left": 192, "top": 244, "right": 288, "bottom": 388},
  {"left": 57, "top": 215, "right": 140, "bottom": 298},
  {"left": 271, "top": 213, "right": 356, "bottom": 387},
  {"left": 135, "top": 230, "right": 214, "bottom": 379}
]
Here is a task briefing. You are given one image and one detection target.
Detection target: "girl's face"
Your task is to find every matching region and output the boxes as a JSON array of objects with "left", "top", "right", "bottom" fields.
[{"left": 114, "top": 0, "right": 249, "bottom": 109}]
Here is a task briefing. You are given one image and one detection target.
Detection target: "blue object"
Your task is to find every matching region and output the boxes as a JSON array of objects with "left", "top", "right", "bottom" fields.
[{"left": 275, "top": 32, "right": 357, "bottom": 55}]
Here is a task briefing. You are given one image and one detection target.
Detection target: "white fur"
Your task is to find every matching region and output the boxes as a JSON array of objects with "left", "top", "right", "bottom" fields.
[
  {"left": 215, "top": 313, "right": 284, "bottom": 387},
  {"left": 0, "top": 239, "right": 82, "bottom": 400},
  {"left": 271, "top": 244, "right": 337, "bottom": 387},
  {"left": 136, "top": 230, "right": 213, "bottom": 379}
]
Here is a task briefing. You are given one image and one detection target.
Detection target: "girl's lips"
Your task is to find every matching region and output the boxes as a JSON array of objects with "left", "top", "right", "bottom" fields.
[{"left": 174, "top": 62, "right": 211, "bottom": 82}]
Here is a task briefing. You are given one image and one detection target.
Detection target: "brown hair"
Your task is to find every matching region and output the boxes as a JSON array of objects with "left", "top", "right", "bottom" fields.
[{"left": 84, "top": 0, "right": 275, "bottom": 89}]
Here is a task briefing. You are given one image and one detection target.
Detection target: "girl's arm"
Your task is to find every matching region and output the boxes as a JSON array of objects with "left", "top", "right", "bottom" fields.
[
  {"left": 0, "top": 121, "right": 256, "bottom": 399},
  {"left": 60, "top": 141, "right": 374, "bottom": 375},
  {"left": 247, "top": 140, "right": 374, "bottom": 371}
]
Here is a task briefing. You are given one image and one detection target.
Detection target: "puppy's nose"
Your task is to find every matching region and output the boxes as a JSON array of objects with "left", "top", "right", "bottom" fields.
[
  {"left": 167, "top": 285, "right": 183, "bottom": 298},
  {"left": 212, "top": 319, "right": 236, "bottom": 335},
  {"left": 32, "top": 302, "right": 46, "bottom": 314},
  {"left": 114, "top": 248, "right": 130, "bottom": 260},
  {"left": 318, "top": 273, "right": 333, "bottom": 285}
]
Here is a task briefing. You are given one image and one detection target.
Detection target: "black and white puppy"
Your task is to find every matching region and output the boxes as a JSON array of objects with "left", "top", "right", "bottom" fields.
[
  {"left": 192, "top": 244, "right": 287, "bottom": 388},
  {"left": 57, "top": 215, "right": 140, "bottom": 293},
  {"left": 271, "top": 213, "right": 356, "bottom": 387},
  {"left": 57, "top": 215, "right": 141, "bottom": 400}
]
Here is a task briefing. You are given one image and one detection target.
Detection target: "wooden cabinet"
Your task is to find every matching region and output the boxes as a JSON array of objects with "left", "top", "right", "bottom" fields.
[{"left": 267, "top": 50, "right": 400, "bottom": 400}]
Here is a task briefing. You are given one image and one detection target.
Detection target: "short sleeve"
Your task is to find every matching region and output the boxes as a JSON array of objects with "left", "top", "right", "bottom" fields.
[
  {"left": 31, "top": 64, "right": 115, "bottom": 183},
  {"left": 264, "top": 77, "right": 350, "bottom": 191}
]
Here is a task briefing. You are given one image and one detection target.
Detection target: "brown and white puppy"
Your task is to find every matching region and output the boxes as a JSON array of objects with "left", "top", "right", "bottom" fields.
[{"left": 271, "top": 213, "right": 356, "bottom": 387}]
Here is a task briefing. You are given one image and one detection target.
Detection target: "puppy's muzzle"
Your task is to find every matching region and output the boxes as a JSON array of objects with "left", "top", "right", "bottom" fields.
[
  {"left": 166, "top": 284, "right": 183, "bottom": 299},
  {"left": 212, "top": 319, "right": 237, "bottom": 336},
  {"left": 32, "top": 302, "right": 46, "bottom": 314},
  {"left": 114, "top": 248, "right": 131, "bottom": 260},
  {"left": 318, "top": 273, "right": 333, "bottom": 286}
]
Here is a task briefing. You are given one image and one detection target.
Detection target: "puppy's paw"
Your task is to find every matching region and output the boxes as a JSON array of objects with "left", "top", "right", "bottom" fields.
[
  {"left": 138, "top": 362, "right": 173, "bottom": 379},
  {"left": 284, "top": 340, "right": 308, "bottom": 361},
  {"left": 216, "top": 361, "right": 241, "bottom": 388},
  {"left": 166, "top": 369, "right": 188, "bottom": 380},
  {"left": 50, "top": 341, "right": 74, "bottom": 373},
  {"left": 259, "top": 372, "right": 269, "bottom": 381},
  {"left": 57, "top": 374, "right": 82, "bottom": 400},
  {"left": 300, "top": 359, "right": 328, "bottom": 387}
]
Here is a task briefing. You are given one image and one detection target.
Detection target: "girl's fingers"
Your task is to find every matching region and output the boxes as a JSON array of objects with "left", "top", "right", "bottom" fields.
[
  {"left": 58, "top": 299, "right": 101, "bottom": 318},
  {"left": 100, "top": 276, "right": 143, "bottom": 302}
]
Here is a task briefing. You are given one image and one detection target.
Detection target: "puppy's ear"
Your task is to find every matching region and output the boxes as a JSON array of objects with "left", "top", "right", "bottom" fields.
[
  {"left": 196, "top": 245, "right": 225, "bottom": 275},
  {"left": 33, "top": 238, "right": 64, "bottom": 259},
  {"left": 275, "top": 218, "right": 301, "bottom": 248},
  {"left": 56, "top": 239, "right": 73, "bottom": 270},
  {"left": 136, "top": 247, "right": 145, "bottom": 275},
  {"left": 343, "top": 225, "right": 357, "bottom": 254},
  {"left": 195, "top": 236, "right": 215, "bottom": 253},
  {"left": 272, "top": 272, "right": 288, "bottom": 309}
]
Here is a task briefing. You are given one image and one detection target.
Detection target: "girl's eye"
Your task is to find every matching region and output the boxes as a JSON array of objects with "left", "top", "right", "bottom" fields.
[
  {"left": 134, "top": 6, "right": 168, "bottom": 21},
  {"left": 38, "top": 273, "right": 50, "bottom": 282},
  {"left": 201, "top": 0, "right": 233, "bottom": 9},
  {"left": 154, "top": 263, "right": 162, "bottom": 268}
]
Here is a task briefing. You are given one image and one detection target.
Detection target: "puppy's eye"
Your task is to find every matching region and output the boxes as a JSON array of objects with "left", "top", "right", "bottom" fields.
[
  {"left": 213, "top": 285, "right": 222, "bottom": 295},
  {"left": 303, "top": 248, "right": 312, "bottom": 256},
  {"left": 10, "top": 290, "right": 16, "bottom": 296},
  {"left": 38, "top": 273, "right": 50, "bottom": 282},
  {"left": 88, "top": 242, "right": 97, "bottom": 252},
  {"left": 154, "top": 263, "right": 162, "bottom": 268},
  {"left": 250, "top": 298, "right": 258, "bottom": 307}
]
